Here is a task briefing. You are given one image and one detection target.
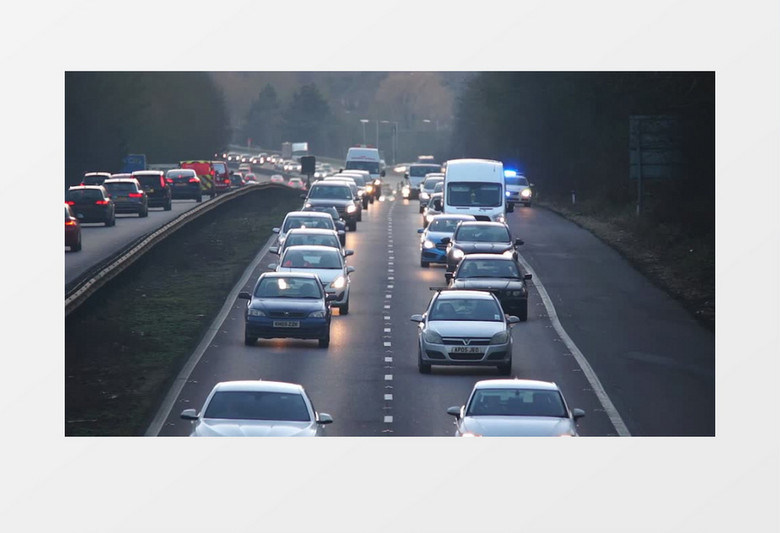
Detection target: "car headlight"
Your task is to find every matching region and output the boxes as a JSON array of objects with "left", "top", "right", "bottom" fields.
[
  {"left": 420, "top": 192, "right": 430, "bottom": 200},
  {"left": 304, "top": 202, "right": 312, "bottom": 208},
  {"left": 330, "top": 276, "right": 346, "bottom": 289},
  {"left": 423, "top": 239, "right": 435, "bottom": 249},
  {"left": 490, "top": 330, "right": 509, "bottom": 344},
  {"left": 505, "top": 191, "right": 511, "bottom": 197},
  {"left": 521, "top": 188, "right": 532, "bottom": 198},
  {"left": 423, "top": 329, "right": 443, "bottom": 343},
  {"left": 502, "top": 250, "right": 514, "bottom": 258},
  {"left": 247, "top": 308, "right": 266, "bottom": 317},
  {"left": 451, "top": 248, "right": 465, "bottom": 260},
  {"left": 366, "top": 185, "right": 374, "bottom": 193},
  {"left": 426, "top": 214, "right": 435, "bottom": 222},
  {"left": 346, "top": 204, "right": 357, "bottom": 213},
  {"left": 494, "top": 214, "right": 506, "bottom": 223},
  {"left": 309, "top": 310, "right": 326, "bottom": 318}
]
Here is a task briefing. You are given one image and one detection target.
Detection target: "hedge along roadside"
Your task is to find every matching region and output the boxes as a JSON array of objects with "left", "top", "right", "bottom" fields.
[{"left": 65, "top": 182, "right": 290, "bottom": 317}]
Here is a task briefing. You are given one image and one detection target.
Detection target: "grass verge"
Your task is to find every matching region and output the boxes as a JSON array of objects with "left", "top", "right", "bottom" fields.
[
  {"left": 538, "top": 198, "right": 714, "bottom": 332},
  {"left": 65, "top": 186, "right": 303, "bottom": 436}
]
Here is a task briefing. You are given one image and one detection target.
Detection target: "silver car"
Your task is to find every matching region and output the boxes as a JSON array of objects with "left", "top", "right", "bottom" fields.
[
  {"left": 270, "top": 245, "right": 355, "bottom": 315},
  {"left": 410, "top": 289, "right": 519, "bottom": 374},
  {"left": 447, "top": 379, "right": 585, "bottom": 436},
  {"left": 180, "top": 380, "right": 334, "bottom": 437}
]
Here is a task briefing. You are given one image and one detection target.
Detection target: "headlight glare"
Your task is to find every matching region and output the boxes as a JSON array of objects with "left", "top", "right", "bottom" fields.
[
  {"left": 452, "top": 249, "right": 465, "bottom": 260},
  {"left": 502, "top": 250, "right": 514, "bottom": 258},
  {"left": 423, "top": 239, "right": 435, "bottom": 249},
  {"left": 521, "top": 188, "right": 532, "bottom": 198},
  {"left": 346, "top": 204, "right": 357, "bottom": 213},
  {"left": 330, "top": 276, "right": 346, "bottom": 289}
]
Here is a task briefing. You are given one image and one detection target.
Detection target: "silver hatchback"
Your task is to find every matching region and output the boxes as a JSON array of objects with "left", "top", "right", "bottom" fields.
[{"left": 410, "top": 289, "right": 519, "bottom": 375}]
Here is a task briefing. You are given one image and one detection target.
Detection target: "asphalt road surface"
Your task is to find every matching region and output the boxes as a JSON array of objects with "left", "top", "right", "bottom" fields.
[{"left": 152, "top": 175, "right": 714, "bottom": 437}]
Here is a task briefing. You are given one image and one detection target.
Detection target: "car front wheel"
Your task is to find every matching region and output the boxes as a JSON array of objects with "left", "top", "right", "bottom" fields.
[{"left": 418, "top": 349, "right": 431, "bottom": 374}]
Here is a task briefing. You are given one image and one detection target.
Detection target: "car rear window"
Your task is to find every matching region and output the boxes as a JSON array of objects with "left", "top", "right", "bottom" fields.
[
  {"left": 136, "top": 175, "right": 163, "bottom": 187},
  {"left": 67, "top": 189, "right": 103, "bottom": 202},
  {"left": 104, "top": 183, "right": 138, "bottom": 193},
  {"left": 455, "top": 225, "right": 510, "bottom": 243}
]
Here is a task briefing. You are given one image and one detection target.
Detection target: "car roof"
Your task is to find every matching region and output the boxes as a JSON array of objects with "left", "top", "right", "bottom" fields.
[
  {"left": 213, "top": 380, "right": 305, "bottom": 394},
  {"left": 430, "top": 214, "right": 476, "bottom": 221},
  {"left": 436, "top": 289, "right": 496, "bottom": 301},
  {"left": 460, "top": 254, "right": 515, "bottom": 262},
  {"left": 282, "top": 244, "right": 341, "bottom": 253},
  {"left": 284, "top": 211, "right": 332, "bottom": 219},
  {"left": 310, "top": 181, "right": 351, "bottom": 188},
  {"left": 104, "top": 178, "right": 140, "bottom": 184},
  {"left": 261, "top": 271, "right": 320, "bottom": 280},
  {"left": 473, "top": 379, "right": 559, "bottom": 391},
  {"left": 132, "top": 170, "right": 163, "bottom": 175},
  {"left": 457, "top": 221, "right": 507, "bottom": 228},
  {"left": 68, "top": 185, "right": 105, "bottom": 191},
  {"left": 109, "top": 173, "right": 133, "bottom": 179},
  {"left": 286, "top": 228, "right": 338, "bottom": 235},
  {"left": 84, "top": 172, "right": 111, "bottom": 177}
]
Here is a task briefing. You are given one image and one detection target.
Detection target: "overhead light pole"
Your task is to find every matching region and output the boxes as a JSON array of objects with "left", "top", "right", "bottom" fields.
[
  {"left": 380, "top": 120, "right": 398, "bottom": 165},
  {"left": 360, "top": 119, "right": 369, "bottom": 144}
]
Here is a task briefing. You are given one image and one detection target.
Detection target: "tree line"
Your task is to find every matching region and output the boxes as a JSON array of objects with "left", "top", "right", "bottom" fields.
[{"left": 447, "top": 72, "right": 714, "bottom": 236}]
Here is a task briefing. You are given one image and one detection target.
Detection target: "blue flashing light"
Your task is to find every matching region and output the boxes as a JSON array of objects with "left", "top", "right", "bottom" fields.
[{"left": 504, "top": 169, "right": 518, "bottom": 178}]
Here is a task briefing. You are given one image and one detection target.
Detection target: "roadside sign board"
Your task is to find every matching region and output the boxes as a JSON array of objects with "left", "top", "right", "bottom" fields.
[{"left": 629, "top": 115, "right": 684, "bottom": 180}]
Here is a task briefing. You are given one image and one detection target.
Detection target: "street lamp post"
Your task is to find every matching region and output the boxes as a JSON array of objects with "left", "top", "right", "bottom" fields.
[
  {"left": 360, "top": 119, "right": 369, "bottom": 144},
  {"left": 380, "top": 120, "right": 398, "bottom": 165}
]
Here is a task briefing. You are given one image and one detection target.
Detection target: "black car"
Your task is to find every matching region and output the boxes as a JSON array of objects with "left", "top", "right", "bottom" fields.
[
  {"left": 102, "top": 178, "right": 149, "bottom": 217},
  {"left": 301, "top": 205, "right": 347, "bottom": 244},
  {"left": 65, "top": 185, "right": 116, "bottom": 226},
  {"left": 442, "top": 221, "right": 524, "bottom": 278},
  {"left": 447, "top": 253, "right": 533, "bottom": 321},
  {"left": 132, "top": 171, "right": 172, "bottom": 210},
  {"left": 166, "top": 168, "right": 202, "bottom": 202},
  {"left": 301, "top": 182, "right": 360, "bottom": 231},
  {"left": 80, "top": 172, "right": 111, "bottom": 186}
]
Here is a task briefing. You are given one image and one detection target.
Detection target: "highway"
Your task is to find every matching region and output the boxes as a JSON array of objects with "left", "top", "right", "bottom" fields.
[{"left": 146, "top": 173, "right": 714, "bottom": 437}]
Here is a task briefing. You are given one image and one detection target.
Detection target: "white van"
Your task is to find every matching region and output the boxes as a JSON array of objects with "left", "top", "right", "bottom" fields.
[
  {"left": 442, "top": 158, "right": 506, "bottom": 223},
  {"left": 345, "top": 146, "right": 384, "bottom": 181}
]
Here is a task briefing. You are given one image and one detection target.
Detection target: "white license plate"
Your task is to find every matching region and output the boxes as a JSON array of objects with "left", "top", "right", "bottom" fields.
[
  {"left": 450, "top": 346, "right": 482, "bottom": 354},
  {"left": 273, "top": 320, "right": 300, "bottom": 328}
]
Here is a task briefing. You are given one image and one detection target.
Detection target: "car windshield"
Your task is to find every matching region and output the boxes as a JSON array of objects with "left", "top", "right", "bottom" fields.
[
  {"left": 410, "top": 165, "right": 441, "bottom": 177},
  {"left": 433, "top": 183, "right": 443, "bottom": 193},
  {"left": 457, "top": 259, "right": 520, "bottom": 278},
  {"left": 446, "top": 182, "right": 503, "bottom": 207},
  {"left": 308, "top": 185, "right": 353, "bottom": 200},
  {"left": 505, "top": 176, "right": 529, "bottom": 187},
  {"left": 428, "top": 218, "right": 470, "bottom": 232},
  {"left": 204, "top": 390, "right": 311, "bottom": 421},
  {"left": 466, "top": 389, "right": 567, "bottom": 417},
  {"left": 423, "top": 178, "right": 444, "bottom": 192},
  {"left": 254, "top": 277, "right": 322, "bottom": 299},
  {"left": 429, "top": 297, "right": 503, "bottom": 321},
  {"left": 285, "top": 234, "right": 339, "bottom": 249},
  {"left": 455, "top": 225, "right": 511, "bottom": 242},
  {"left": 281, "top": 249, "right": 342, "bottom": 269},
  {"left": 345, "top": 161, "right": 379, "bottom": 174},
  {"left": 283, "top": 216, "right": 334, "bottom": 232}
]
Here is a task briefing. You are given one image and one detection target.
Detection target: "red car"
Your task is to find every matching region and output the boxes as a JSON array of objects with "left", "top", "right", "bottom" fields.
[{"left": 65, "top": 204, "right": 82, "bottom": 251}]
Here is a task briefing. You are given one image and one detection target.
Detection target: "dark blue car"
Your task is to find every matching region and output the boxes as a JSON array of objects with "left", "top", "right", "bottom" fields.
[
  {"left": 417, "top": 214, "right": 476, "bottom": 267},
  {"left": 239, "top": 272, "right": 333, "bottom": 348}
]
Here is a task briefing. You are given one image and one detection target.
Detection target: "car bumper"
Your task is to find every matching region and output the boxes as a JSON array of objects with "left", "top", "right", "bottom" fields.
[
  {"left": 420, "top": 247, "right": 447, "bottom": 263},
  {"left": 171, "top": 185, "right": 201, "bottom": 199},
  {"left": 65, "top": 228, "right": 80, "bottom": 245},
  {"left": 147, "top": 195, "right": 170, "bottom": 207},
  {"left": 245, "top": 317, "right": 330, "bottom": 339},
  {"left": 70, "top": 207, "right": 111, "bottom": 223},
  {"left": 419, "top": 339, "right": 512, "bottom": 366}
]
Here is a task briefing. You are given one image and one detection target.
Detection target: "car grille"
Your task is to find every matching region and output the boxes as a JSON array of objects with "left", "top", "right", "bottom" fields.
[
  {"left": 441, "top": 338, "right": 491, "bottom": 346},
  {"left": 268, "top": 311, "right": 308, "bottom": 318}
]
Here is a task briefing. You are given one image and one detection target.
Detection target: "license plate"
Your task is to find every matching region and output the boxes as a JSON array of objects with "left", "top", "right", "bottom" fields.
[
  {"left": 175, "top": 183, "right": 187, "bottom": 186},
  {"left": 148, "top": 189, "right": 155, "bottom": 193},
  {"left": 450, "top": 346, "right": 482, "bottom": 354},
  {"left": 273, "top": 320, "right": 300, "bottom": 328}
]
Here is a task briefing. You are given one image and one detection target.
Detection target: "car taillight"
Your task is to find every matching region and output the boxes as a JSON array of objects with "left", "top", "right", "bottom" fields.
[
  {"left": 224, "top": 179, "right": 230, "bottom": 183},
  {"left": 128, "top": 193, "right": 144, "bottom": 198},
  {"left": 66, "top": 200, "right": 75, "bottom": 205},
  {"left": 166, "top": 178, "right": 173, "bottom": 183},
  {"left": 188, "top": 177, "right": 200, "bottom": 183},
  {"left": 65, "top": 219, "right": 77, "bottom": 226},
  {"left": 95, "top": 200, "right": 109, "bottom": 205}
]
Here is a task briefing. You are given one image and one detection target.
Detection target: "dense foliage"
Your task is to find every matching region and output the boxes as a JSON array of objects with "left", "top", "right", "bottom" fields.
[
  {"left": 448, "top": 72, "right": 714, "bottom": 235},
  {"left": 65, "top": 72, "right": 230, "bottom": 189}
]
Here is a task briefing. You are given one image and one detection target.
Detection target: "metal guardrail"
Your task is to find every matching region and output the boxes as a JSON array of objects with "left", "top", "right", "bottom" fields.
[{"left": 65, "top": 182, "right": 289, "bottom": 317}]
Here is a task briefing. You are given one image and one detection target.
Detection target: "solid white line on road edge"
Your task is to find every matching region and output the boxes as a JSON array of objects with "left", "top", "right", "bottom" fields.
[
  {"left": 145, "top": 233, "right": 278, "bottom": 436},
  {"left": 515, "top": 253, "right": 632, "bottom": 437}
]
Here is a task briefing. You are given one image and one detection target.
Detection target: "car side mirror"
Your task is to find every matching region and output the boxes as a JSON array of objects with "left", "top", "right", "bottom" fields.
[
  {"left": 572, "top": 408, "right": 585, "bottom": 421},
  {"left": 344, "top": 249, "right": 354, "bottom": 257},
  {"left": 269, "top": 246, "right": 279, "bottom": 255},
  {"left": 380, "top": 170, "right": 386, "bottom": 177},
  {"left": 444, "top": 272, "right": 453, "bottom": 283},
  {"left": 446, "top": 406, "right": 462, "bottom": 419},
  {"left": 432, "top": 199, "right": 442, "bottom": 210},
  {"left": 524, "top": 273, "right": 532, "bottom": 281},
  {"left": 514, "top": 238, "right": 524, "bottom": 246},
  {"left": 267, "top": 263, "right": 277, "bottom": 270},
  {"left": 410, "top": 314, "right": 423, "bottom": 323},
  {"left": 316, "top": 412, "right": 334, "bottom": 424},
  {"left": 272, "top": 227, "right": 280, "bottom": 233},
  {"left": 346, "top": 266, "right": 356, "bottom": 274},
  {"left": 180, "top": 409, "right": 198, "bottom": 420},
  {"left": 238, "top": 291, "right": 252, "bottom": 300},
  {"left": 506, "top": 315, "right": 520, "bottom": 324},
  {"left": 440, "top": 237, "right": 451, "bottom": 244},
  {"left": 404, "top": 173, "right": 409, "bottom": 179},
  {"left": 417, "top": 228, "right": 424, "bottom": 234}
]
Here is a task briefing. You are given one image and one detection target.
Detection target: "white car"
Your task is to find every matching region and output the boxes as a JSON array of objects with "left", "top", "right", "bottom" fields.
[
  {"left": 272, "top": 211, "right": 338, "bottom": 248},
  {"left": 180, "top": 380, "right": 333, "bottom": 436},
  {"left": 270, "top": 245, "right": 355, "bottom": 315},
  {"left": 446, "top": 379, "right": 585, "bottom": 436}
]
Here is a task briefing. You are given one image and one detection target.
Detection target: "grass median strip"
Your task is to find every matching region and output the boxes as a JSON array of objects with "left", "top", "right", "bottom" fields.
[{"left": 65, "top": 187, "right": 302, "bottom": 436}]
